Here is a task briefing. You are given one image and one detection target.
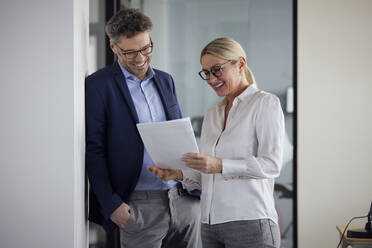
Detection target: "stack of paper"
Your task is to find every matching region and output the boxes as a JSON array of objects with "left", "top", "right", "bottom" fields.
[{"left": 136, "top": 117, "right": 199, "bottom": 170}]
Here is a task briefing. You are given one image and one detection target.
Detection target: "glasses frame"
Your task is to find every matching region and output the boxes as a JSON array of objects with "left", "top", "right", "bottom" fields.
[
  {"left": 198, "top": 60, "right": 232, "bottom": 80},
  {"left": 115, "top": 39, "right": 154, "bottom": 60}
]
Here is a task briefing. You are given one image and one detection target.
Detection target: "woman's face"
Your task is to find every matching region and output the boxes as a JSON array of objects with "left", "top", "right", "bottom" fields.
[{"left": 200, "top": 54, "right": 243, "bottom": 98}]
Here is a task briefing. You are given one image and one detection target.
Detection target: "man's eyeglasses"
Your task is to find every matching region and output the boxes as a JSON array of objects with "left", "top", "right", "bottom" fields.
[
  {"left": 115, "top": 40, "right": 154, "bottom": 60},
  {"left": 198, "top": 60, "right": 232, "bottom": 80}
]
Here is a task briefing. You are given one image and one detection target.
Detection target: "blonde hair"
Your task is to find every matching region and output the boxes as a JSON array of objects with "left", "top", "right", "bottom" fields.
[{"left": 200, "top": 37, "right": 256, "bottom": 86}]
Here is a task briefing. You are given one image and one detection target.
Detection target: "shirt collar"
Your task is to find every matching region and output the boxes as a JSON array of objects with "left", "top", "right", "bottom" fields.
[
  {"left": 118, "top": 61, "right": 155, "bottom": 83},
  {"left": 217, "top": 84, "right": 258, "bottom": 107}
]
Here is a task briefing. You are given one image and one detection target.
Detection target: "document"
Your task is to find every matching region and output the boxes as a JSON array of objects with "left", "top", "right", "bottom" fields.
[{"left": 136, "top": 117, "right": 199, "bottom": 170}]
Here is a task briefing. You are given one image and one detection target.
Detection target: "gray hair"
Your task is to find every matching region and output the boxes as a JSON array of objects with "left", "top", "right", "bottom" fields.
[{"left": 105, "top": 8, "right": 152, "bottom": 44}]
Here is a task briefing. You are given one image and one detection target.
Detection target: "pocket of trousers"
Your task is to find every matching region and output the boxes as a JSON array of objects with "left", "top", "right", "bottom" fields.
[
  {"left": 259, "top": 219, "right": 279, "bottom": 247},
  {"left": 122, "top": 202, "right": 141, "bottom": 233}
]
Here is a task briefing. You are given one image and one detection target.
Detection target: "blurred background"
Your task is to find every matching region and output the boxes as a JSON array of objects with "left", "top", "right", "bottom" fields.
[{"left": 1, "top": 1, "right": 371, "bottom": 248}]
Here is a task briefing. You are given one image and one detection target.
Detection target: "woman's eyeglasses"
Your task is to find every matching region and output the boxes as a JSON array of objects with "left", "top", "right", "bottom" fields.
[{"left": 198, "top": 60, "right": 232, "bottom": 80}]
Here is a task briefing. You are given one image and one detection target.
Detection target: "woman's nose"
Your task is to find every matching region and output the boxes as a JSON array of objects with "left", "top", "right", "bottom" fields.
[{"left": 207, "top": 73, "right": 218, "bottom": 84}]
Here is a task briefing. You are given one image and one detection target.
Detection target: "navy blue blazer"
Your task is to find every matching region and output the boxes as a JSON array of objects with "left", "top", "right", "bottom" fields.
[{"left": 85, "top": 62, "right": 182, "bottom": 232}]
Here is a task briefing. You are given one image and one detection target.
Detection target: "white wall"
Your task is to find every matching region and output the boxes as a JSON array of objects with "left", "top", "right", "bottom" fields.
[
  {"left": 74, "top": 0, "right": 89, "bottom": 247},
  {"left": 298, "top": 0, "right": 372, "bottom": 247},
  {"left": 0, "top": 0, "right": 88, "bottom": 247}
]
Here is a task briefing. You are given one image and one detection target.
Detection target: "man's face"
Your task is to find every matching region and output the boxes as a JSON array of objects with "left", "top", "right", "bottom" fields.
[{"left": 111, "top": 31, "right": 152, "bottom": 81}]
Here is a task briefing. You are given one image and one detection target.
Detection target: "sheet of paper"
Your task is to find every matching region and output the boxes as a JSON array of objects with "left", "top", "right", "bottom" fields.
[{"left": 136, "top": 117, "right": 199, "bottom": 170}]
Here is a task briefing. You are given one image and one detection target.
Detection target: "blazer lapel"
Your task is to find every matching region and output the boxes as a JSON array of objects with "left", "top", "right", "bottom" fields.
[
  {"left": 111, "top": 62, "right": 139, "bottom": 123},
  {"left": 153, "top": 73, "right": 172, "bottom": 119}
]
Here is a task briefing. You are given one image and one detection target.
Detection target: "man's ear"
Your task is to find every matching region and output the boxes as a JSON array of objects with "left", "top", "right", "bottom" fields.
[{"left": 109, "top": 40, "right": 116, "bottom": 54}]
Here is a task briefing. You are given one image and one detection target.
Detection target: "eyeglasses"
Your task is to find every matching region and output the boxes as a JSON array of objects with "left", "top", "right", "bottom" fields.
[
  {"left": 198, "top": 60, "right": 232, "bottom": 80},
  {"left": 115, "top": 40, "right": 153, "bottom": 60}
]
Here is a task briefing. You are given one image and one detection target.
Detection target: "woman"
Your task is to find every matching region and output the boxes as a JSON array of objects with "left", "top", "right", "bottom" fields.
[{"left": 148, "top": 37, "right": 284, "bottom": 248}]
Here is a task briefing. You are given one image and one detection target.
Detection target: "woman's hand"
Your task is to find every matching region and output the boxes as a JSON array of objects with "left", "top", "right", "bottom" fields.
[
  {"left": 146, "top": 165, "right": 183, "bottom": 181},
  {"left": 181, "top": 153, "right": 222, "bottom": 174}
]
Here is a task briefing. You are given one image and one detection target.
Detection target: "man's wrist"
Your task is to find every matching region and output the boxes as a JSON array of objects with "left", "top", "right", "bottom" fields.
[{"left": 176, "top": 170, "right": 183, "bottom": 181}]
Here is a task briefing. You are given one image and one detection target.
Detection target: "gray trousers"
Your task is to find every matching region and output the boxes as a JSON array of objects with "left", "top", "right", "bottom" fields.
[
  {"left": 201, "top": 219, "right": 280, "bottom": 248},
  {"left": 120, "top": 185, "right": 200, "bottom": 248}
]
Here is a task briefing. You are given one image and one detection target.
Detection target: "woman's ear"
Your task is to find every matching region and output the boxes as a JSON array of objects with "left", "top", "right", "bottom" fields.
[{"left": 239, "top": 56, "right": 246, "bottom": 72}]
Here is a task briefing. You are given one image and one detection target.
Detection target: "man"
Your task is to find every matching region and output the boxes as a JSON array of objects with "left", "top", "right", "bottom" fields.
[{"left": 85, "top": 8, "right": 200, "bottom": 248}]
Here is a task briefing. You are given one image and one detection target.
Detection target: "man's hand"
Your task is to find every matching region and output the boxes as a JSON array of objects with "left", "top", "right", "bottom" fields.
[
  {"left": 110, "top": 202, "right": 131, "bottom": 229},
  {"left": 181, "top": 153, "right": 222, "bottom": 174},
  {"left": 147, "top": 165, "right": 183, "bottom": 181}
]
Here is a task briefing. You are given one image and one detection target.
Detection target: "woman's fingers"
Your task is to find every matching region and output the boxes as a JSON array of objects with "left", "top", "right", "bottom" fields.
[
  {"left": 182, "top": 152, "right": 204, "bottom": 160},
  {"left": 182, "top": 157, "right": 206, "bottom": 168},
  {"left": 184, "top": 162, "right": 203, "bottom": 170},
  {"left": 182, "top": 154, "right": 222, "bottom": 174}
]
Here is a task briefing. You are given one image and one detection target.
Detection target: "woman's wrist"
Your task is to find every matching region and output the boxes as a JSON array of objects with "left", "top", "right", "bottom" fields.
[{"left": 217, "top": 158, "right": 223, "bottom": 173}]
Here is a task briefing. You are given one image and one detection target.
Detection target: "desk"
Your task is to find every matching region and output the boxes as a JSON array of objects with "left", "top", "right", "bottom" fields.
[{"left": 337, "top": 225, "right": 372, "bottom": 248}]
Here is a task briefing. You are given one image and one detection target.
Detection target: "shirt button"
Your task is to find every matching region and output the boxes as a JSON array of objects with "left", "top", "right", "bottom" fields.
[
  {"left": 224, "top": 178, "right": 228, "bottom": 181},
  {"left": 232, "top": 176, "right": 235, "bottom": 179}
]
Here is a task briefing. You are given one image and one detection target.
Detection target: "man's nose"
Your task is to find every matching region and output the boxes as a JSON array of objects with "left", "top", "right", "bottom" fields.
[{"left": 133, "top": 52, "right": 146, "bottom": 61}]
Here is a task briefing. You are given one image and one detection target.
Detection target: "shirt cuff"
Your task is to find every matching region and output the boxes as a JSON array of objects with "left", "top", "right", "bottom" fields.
[
  {"left": 180, "top": 169, "right": 201, "bottom": 191},
  {"left": 222, "top": 158, "right": 253, "bottom": 177}
]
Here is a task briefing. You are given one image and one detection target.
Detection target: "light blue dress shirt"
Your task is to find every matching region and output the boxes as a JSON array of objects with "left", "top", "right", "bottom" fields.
[{"left": 119, "top": 63, "right": 178, "bottom": 190}]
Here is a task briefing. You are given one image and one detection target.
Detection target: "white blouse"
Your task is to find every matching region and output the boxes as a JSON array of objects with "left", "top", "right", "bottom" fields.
[{"left": 182, "top": 85, "right": 284, "bottom": 225}]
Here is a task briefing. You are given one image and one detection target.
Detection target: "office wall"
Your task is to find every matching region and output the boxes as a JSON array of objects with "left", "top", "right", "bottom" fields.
[
  {"left": 0, "top": 0, "right": 88, "bottom": 248},
  {"left": 298, "top": 0, "right": 372, "bottom": 247}
]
